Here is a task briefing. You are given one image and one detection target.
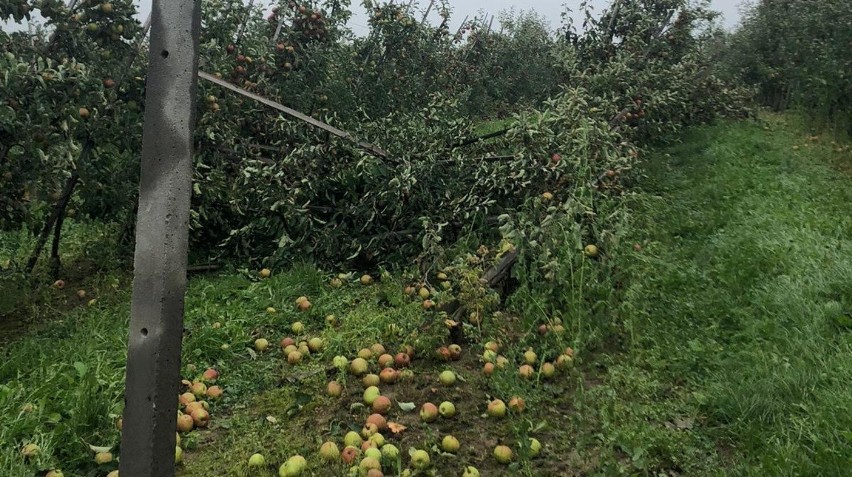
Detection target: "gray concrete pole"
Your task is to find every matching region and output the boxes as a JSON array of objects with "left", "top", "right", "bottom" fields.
[{"left": 119, "top": 1, "right": 201, "bottom": 476}]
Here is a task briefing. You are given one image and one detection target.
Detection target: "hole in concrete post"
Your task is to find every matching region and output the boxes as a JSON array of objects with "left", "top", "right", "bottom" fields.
[
  {"left": 141, "top": 328, "right": 148, "bottom": 336},
  {"left": 161, "top": 50, "right": 169, "bottom": 58}
]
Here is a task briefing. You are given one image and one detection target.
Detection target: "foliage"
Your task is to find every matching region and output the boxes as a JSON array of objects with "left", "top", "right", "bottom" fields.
[
  {"left": 2, "top": 0, "right": 748, "bottom": 273},
  {"left": 722, "top": 0, "right": 852, "bottom": 132}
]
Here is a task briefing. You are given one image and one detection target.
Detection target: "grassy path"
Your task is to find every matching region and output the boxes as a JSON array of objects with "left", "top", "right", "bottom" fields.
[{"left": 607, "top": 114, "right": 851, "bottom": 475}]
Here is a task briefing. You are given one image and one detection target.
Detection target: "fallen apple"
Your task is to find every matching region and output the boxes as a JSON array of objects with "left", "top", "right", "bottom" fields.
[
  {"left": 541, "top": 362, "right": 556, "bottom": 379},
  {"left": 360, "top": 274, "right": 373, "bottom": 285},
  {"left": 363, "top": 386, "right": 380, "bottom": 405},
  {"left": 509, "top": 396, "right": 526, "bottom": 413},
  {"left": 287, "top": 350, "right": 303, "bottom": 365},
  {"left": 179, "top": 392, "right": 196, "bottom": 406},
  {"left": 190, "top": 381, "right": 207, "bottom": 397},
  {"left": 202, "top": 368, "right": 219, "bottom": 381},
  {"left": 364, "top": 447, "right": 382, "bottom": 461},
  {"left": 372, "top": 395, "right": 391, "bottom": 414},
  {"left": 297, "top": 300, "right": 311, "bottom": 312},
  {"left": 254, "top": 338, "right": 269, "bottom": 352},
  {"left": 94, "top": 451, "right": 113, "bottom": 464},
  {"left": 248, "top": 453, "right": 266, "bottom": 467},
  {"left": 191, "top": 408, "right": 210, "bottom": 427},
  {"left": 330, "top": 278, "right": 343, "bottom": 288},
  {"left": 584, "top": 244, "right": 599, "bottom": 258},
  {"left": 291, "top": 322, "right": 305, "bottom": 334},
  {"left": 418, "top": 287, "right": 430, "bottom": 299},
  {"left": 307, "top": 337, "right": 324, "bottom": 352},
  {"left": 379, "top": 368, "right": 398, "bottom": 384},
  {"left": 410, "top": 449, "right": 430, "bottom": 469},
  {"left": 358, "top": 348, "right": 373, "bottom": 360},
  {"left": 282, "top": 345, "right": 298, "bottom": 356},
  {"left": 325, "top": 314, "right": 337, "bottom": 326},
  {"left": 279, "top": 455, "right": 306, "bottom": 476},
  {"left": 436, "top": 346, "right": 452, "bottom": 361},
  {"left": 529, "top": 437, "right": 542, "bottom": 457},
  {"left": 487, "top": 399, "right": 507, "bottom": 418},
  {"left": 441, "top": 435, "right": 460, "bottom": 453},
  {"left": 439, "top": 370, "right": 456, "bottom": 386},
  {"left": 523, "top": 349, "right": 537, "bottom": 365},
  {"left": 420, "top": 402, "right": 438, "bottom": 423},
  {"left": 422, "top": 299, "right": 435, "bottom": 310},
  {"left": 366, "top": 413, "right": 387, "bottom": 431},
  {"left": 362, "top": 373, "right": 380, "bottom": 387},
  {"left": 370, "top": 343, "right": 386, "bottom": 355},
  {"left": 259, "top": 268, "right": 271, "bottom": 278},
  {"left": 184, "top": 401, "right": 205, "bottom": 415},
  {"left": 280, "top": 337, "right": 296, "bottom": 349},
  {"left": 175, "top": 446, "right": 183, "bottom": 464},
  {"left": 344, "top": 431, "right": 363, "bottom": 448},
  {"left": 177, "top": 413, "right": 194, "bottom": 432},
  {"left": 377, "top": 354, "right": 394, "bottom": 368},
  {"left": 350, "top": 358, "right": 369, "bottom": 376},
  {"left": 341, "top": 446, "right": 360, "bottom": 465},
  {"left": 448, "top": 344, "right": 462, "bottom": 360},
  {"left": 320, "top": 441, "right": 339, "bottom": 461},
  {"left": 493, "top": 445, "right": 513, "bottom": 464},
  {"left": 483, "top": 362, "right": 495, "bottom": 376},
  {"left": 381, "top": 443, "right": 399, "bottom": 461},
  {"left": 21, "top": 443, "right": 39, "bottom": 458},
  {"left": 555, "top": 354, "right": 574, "bottom": 370},
  {"left": 266, "top": 307, "right": 277, "bottom": 314},
  {"left": 327, "top": 381, "right": 342, "bottom": 397},
  {"left": 519, "top": 364, "right": 535, "bottom": 379},
  {"left": 462, "top": 466, "right": 480, "bottom": 477},
  {"left": 46, "top": 471, "right": 64, "bottom": 477},
  {"left": 206, "top": 385, "right": 223, "bottom": 399},
  {"left": 359, "top": 456, "right": 381, "bottom": 475},
  {"left": 332, "top": 355, "right": 348, "bottom": 370},
  {"left": 485, "top": 341, "right": 500, "bottom": 352},
  {"left": 368, "top": 433, "right": 385, "bottom": 448},
  {"left": 439, "top": 401, "right": 456, "bottom": 418},
  {"left": 394, "top": 352, "right": 410, "bottom": 368}
]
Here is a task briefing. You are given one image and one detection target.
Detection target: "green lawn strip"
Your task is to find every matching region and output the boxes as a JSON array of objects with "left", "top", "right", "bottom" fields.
[{"left": 597, "top": 115, "right": 851, "bottom": 476}]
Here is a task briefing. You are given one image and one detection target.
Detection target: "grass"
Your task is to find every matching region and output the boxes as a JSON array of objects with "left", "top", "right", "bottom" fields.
[
  {"left": 596, "top": 112, "right": 852, "bottom": 476},
  {"left": 0, "top": 112, "right": 850, "bottom": 476}
]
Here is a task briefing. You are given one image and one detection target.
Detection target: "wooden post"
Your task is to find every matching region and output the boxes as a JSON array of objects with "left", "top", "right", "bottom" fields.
[{"left": 118, "top": 1, "right": 201, "bottom": 476}]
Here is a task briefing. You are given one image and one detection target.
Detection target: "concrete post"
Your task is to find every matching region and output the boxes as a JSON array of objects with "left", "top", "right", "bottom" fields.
[{"left": 119, "top": 1, "right": 201, "bottom": 476}]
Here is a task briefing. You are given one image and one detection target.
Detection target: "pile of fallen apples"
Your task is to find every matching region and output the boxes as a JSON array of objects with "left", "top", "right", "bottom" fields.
[{"left": 242, "top": 277, "right": 572, "bottom": 476}]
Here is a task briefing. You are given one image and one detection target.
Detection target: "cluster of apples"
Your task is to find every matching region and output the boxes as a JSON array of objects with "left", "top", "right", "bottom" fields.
[
  {"left": 481, "top": 340, "right": 575, "bottom": 383},
  {"left": 623, "top": 96, "right": 647, "bottom": 123},
  {"left": 403, "top": 271, "right": 451, "bottom": 310},
  {"left": 318, "top": 344, "right": 490, "bottom": 476},
  {"left": 75, "top": 2, "right": 135, "bottom": 44},
  {"left": 277, "top": 321, "right": 326, "bottom": 365},
  {"left": 282, "top": 3, "right": 329, "bottom": 42},
  {"left": 172, "top": 368, "right": 223, "bottom": 456}
]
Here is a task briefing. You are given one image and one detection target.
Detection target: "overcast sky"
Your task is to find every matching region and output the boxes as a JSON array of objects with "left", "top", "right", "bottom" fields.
[{"left": 130, "top": 0, "right": 745, "bottom": 34}]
